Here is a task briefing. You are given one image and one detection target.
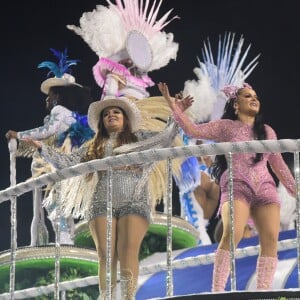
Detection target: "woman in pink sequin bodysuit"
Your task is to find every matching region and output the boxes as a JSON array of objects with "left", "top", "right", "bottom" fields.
[{"left": 158, "top": 82, "right": 295, "bottom": 292}]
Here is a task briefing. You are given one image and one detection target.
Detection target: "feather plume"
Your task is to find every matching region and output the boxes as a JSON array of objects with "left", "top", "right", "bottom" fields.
[
  {"left": 56, "top": 113, "right": 95, "bottom": 149},
  {"left": 178, "top": 32, "right": 260, "bottom": 201},
  {"left": 67, "top": 5, "right": 127, "bottom": 58},
  {"left": 109, "top": 0, "right": 179, "bottom": 38},
  {"left": 277, "top": 182, "right": 296, "bottom": 230},
  {"left": 183, "top": 32, "right": 260, "bottom": 122},
  {"left": 38, "top": 48, "right": 80, "bottom": 78},
  {"left": 67, "top": 0, "right": 179, "bottom": 72}
]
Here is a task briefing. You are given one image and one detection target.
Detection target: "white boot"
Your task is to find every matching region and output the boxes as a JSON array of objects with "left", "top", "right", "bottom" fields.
[{"left": 120, "top": 270, "right": 136, "bottom": 300}]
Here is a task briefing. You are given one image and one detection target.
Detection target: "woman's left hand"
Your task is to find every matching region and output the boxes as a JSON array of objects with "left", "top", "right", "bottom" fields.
[
  {"left": 158, "top": 82, "right": 193, "bottom": 112},
  {"left": 20, "top": 138, "right": 42, "bottom": 149},
  {"left": 5, "top": 130, "right": 18, "bottom": 140},
  {"left": 174, "top": 92, "right": 194, "bottom": 112}
]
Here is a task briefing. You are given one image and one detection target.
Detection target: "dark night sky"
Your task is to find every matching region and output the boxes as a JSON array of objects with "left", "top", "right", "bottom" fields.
[{"left": 0, "top": 0, "right": 299, "bottom": 251}]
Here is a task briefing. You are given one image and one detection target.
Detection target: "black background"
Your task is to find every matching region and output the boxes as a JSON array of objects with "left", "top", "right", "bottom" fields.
[{"left": 1, "top": 0, "right": 299, "bottom": 251}]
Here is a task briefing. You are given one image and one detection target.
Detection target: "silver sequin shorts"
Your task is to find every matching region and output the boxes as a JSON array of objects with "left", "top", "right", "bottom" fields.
[{"left": 85, "top": 169, "right": 151, "bottom": 223}]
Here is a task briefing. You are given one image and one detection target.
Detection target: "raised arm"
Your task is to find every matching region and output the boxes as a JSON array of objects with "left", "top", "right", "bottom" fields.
[
  {"left": 158, "top": 82, "right": 226, "bottom": 141},
  {"left": 158, "top": 82, "right": 193, "bottom": 113}
]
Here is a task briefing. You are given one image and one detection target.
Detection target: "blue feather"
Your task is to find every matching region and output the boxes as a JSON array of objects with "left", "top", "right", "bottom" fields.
[
  {"left": 38, "top": 48, "right": 80, "bottom": 78},
  {"left": 175, "top": 130, "right": 200, "bottom": 192},
  {"left": 181, "top": 191, "right": 199, "bottom": 229},
  {"left": 56, "top": 113, "right": 95, "bottom": 148}
]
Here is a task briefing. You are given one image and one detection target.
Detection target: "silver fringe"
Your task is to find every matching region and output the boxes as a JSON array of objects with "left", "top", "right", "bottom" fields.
[
  {"left": 106, "top": 167, "right": 113, "bottom": 300},
  {"left": 166, "top": 158, "right": 173, "bottom": 296},
  {"left": 228, "top": 152, "right": 237, "bottom": 291},
  {"left": 54, "top": 182, "right": 62, "bottom": 300}
]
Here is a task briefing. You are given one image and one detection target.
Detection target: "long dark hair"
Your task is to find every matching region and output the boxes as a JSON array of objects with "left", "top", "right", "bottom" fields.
[
  {"left": 211, "top": 89, "right": 266, "bottom": 183},
  {"left": 50, "top": 85, "right": 93, "bottom": 115}
]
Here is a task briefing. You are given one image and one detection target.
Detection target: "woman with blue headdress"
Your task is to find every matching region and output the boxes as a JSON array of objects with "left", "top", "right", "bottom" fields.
[{"left": 5, "top": 48, "right": 94, "bottom": 245}]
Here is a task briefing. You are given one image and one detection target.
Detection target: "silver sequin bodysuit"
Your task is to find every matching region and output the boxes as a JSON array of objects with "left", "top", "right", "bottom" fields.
[
  {"left": 87, "top": 133, "right": 150, "bottom": 222},
  {"left": 40, "top": 121, "right": 179, "bottom": 223}
]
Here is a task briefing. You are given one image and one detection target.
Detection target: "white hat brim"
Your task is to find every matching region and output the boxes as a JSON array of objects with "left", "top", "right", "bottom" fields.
[
  {"left": 40, "top": 77, "right": 82, "bottom": 94},
  {"left": 88, "top": 97, "right": 141, "bottom": 133},
  {"left": 40, "top": 78, "right": 71, "bottom": 94}
]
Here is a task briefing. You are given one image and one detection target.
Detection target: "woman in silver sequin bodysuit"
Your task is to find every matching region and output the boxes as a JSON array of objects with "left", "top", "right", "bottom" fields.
[{"left": 25, "top": 95, "right": 179, "bottom": 299}]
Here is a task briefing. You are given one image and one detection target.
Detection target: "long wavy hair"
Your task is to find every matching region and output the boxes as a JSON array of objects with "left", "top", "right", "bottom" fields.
[
  {"left": 83, "top": 107, "right": 138, "bottom": 162},
  {"left": 211, "top": 88, "right": 266, "bottom": 183}
]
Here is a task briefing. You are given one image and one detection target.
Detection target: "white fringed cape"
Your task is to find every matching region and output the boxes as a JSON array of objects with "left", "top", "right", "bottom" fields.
[{"left": 57, "top": 96, "right": 186, "bottom": 219}]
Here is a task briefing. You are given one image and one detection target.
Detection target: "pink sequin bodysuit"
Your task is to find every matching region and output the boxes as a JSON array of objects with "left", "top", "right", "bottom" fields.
[{"left": 173, "top": 108, "right": 295, "bottom": 210}]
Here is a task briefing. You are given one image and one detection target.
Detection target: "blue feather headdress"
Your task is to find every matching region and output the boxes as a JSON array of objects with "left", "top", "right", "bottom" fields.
[
  {"left": 38, "top": 48, "right": 82, "bottom": 94},
  {"left": 38, "top": 48, "right": 80, "bottom": 78}
]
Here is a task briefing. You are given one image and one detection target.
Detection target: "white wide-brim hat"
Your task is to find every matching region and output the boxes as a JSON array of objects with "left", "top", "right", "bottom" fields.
[
  {"left": 88, "top": 96, "right": 141, "bottom": 133},
  {"left": 40, "top": 74, "right": 82, "bottom": 94}
]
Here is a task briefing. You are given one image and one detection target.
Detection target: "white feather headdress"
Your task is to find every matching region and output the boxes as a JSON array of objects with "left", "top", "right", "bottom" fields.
[
  {"left": 67, "top": 0, "right": 179, "bottom": 72},
  {"left": 183, "top": 32, "right": 260, "bottom": 123},
  {"left": 178, "top": 32, "right": 260, "bottom": 195}
]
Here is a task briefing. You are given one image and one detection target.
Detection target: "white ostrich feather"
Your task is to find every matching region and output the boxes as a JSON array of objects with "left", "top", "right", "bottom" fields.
[
  {"left": 183, "top": 32, "right": 260, "bottom": 122},
  {"left": 277, "top": 182, "right": 296, "bottom": 231},
  {"left": 183, "top": 64, "right": 217, "bottom": 123},
  {"left": 109, "top": 0, "right": 178, "bottom": 38},
  {"left": 67, "top": 5, "right": 126, "bottom": 58},
  {"left": 67, "top": 0, "right": 178, "bottom": 72},
  {"left": 149, "top": 31, "right": 178, "bottom": 71}
]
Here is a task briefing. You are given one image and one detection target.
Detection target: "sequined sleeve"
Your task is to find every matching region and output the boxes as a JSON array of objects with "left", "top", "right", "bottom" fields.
[
  {"left": 266, "top": 125, "right": 295, "bottom": 196},
  {"left": 40, "top": 143, "right": 88, "bottom": 170},
  {"left": 135, "top": 130, "right": 159, "bottom": 140},
  {"left": 137, "top": 117, "right": 179, "bottom": 145},
  {"left": 17, "top": 105, "right": 75, "bottom": 140},
  {"left": 114, "top": 117, "right": 179, "bottom": 154},
  {"left": 172, "top": 107, "right": 225, "bottom": 141}
]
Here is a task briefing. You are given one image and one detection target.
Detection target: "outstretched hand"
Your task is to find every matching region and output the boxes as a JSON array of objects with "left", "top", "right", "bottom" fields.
[
  {"left": 20, "top": 138, "right": 42, "bottom": 149},
  {"left": 5, "top": 130, "right": 18, "bottom": 140},
  {"left": 158, "top": 82, "right": 194, "bottom": 112}
]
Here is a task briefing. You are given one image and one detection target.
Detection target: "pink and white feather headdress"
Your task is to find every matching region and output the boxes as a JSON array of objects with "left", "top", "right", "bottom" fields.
[{"left": 67, "top": 0, "right": 179, "bottom": 74}]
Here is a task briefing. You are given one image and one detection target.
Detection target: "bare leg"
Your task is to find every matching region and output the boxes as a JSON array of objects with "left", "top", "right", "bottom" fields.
[
  {"left": 252, "top": 204, "right": 280, "bottom": 290},
  {"left": 117, "top": 215, "right": 149, "bottom": 299},
  {"left": 89, "top": 216, "right": 118, "bottom": 298},
  {"left": 194, "top": 172, "right": 220, "bottom": 220},
  {"left": 212, "top": 200, "right": 250, "bottom": 292}
]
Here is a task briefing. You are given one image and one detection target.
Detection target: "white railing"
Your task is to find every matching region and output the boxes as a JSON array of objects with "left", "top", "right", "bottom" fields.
[
  {"left": 1, "top": 139, "right": 300, "bottom": 203},
  {"left": 1, "top": 138, "right": 300, "bottom": 299}
]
